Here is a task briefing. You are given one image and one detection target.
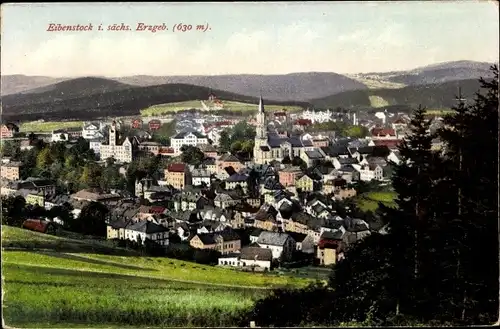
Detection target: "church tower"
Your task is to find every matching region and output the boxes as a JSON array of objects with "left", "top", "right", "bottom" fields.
[
  {"left": 109, "top": 120, "right": 118, "bottom": 146},
  {"left": 253, "top": 96, "right": 268, "bottom": 164}
]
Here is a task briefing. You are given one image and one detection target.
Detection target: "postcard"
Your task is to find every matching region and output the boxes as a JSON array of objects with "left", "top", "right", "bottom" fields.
[{"left": 1, "top": 2, "right": 499, "bottom": 328}]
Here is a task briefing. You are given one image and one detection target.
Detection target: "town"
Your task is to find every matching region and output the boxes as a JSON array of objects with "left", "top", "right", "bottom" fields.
[{"left": 1, "top": 93, "right": 446, "bottom": 271}]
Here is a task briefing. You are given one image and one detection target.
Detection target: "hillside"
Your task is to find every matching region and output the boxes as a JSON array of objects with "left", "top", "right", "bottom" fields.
[
  {"left": 2, "top": 226, "right": 309, "bottom": 327},
  {"left": 310, "top": 78, "right": 484, "bottom": 110},
  {"left": 352, "top": 60, "right": 496, "bottom": 88},
  {"left": 1, "top": 78, "right": 309, "bottom": 121},
  {"left": 115, "top": 72, "right": 367, "bottom": 101},
  {"left": 0, "top": 75, "right": 68, "bottom": 95}
]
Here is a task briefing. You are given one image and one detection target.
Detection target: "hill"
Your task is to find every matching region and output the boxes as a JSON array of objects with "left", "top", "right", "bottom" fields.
[
  {"left": 309, "top": 78, "right": 484, "bottom": 110},
  {"left": 115, "top": 72, "right": 367, "bottom": 101},
  {"left": 2, "top": 226, "right": 310, "bottom": 327},
  {"left": 1, "top": 78, "right": 308, "bottom": 121},
  {"left": 351, "top": 60, "right": 496, "bottom": 88},
  {"left": 0, "top": 75, "right": 68, "bottom": 95}
]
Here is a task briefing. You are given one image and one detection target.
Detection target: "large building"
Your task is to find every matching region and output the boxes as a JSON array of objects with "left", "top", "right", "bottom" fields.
[
  {"left": 170, "top": 131, "right": 209, "bottom": 155},
  {"left": 99, "top": 121, "right": 136, "bottom": 163},
  {"left": 253, "top": 97, "right": 314, "bottom": 164}
]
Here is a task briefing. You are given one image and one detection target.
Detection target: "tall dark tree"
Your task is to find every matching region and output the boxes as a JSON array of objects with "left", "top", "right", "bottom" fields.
[{"left": 75, "top": 201, "right": 109, "bottom": 236}]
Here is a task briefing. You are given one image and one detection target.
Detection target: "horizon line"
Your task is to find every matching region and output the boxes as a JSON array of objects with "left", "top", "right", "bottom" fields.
[{"left": 2, "top": 58, "right": 498, "bottom": 79}]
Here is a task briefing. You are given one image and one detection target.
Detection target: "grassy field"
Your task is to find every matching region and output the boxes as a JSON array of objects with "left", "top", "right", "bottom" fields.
[
  {"left": 368, "top": 95, "right": 390, "bottom": 108},
  {"left": 140, "top": 100, "right": 302, "bottom": 116},
  {"left": 2, "top": 226, "right": 311, "bottom": 327},
  {"left": 19, "top": 121, "right": 84, "bottom": 132},
  {"left": 346, "top": 75, "right": 407, "bottom": 89},
  {"left": 355, "top": 191, "right": 398, "bottom": 212},
  {"left": 425, "top": 108, "right": 454, "bottom": 115}
]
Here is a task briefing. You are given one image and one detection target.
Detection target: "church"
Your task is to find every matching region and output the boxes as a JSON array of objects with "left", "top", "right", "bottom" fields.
[
  {"left": 100, "top": 121, "right": 137, "bottom": 163},
  {"left": 253, "top": 97, "right": 314, "bottom": 164}
]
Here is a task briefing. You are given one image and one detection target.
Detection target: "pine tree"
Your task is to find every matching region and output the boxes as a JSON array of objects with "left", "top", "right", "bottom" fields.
[
  {"left": 436, "top": 65, "right": 499, "bottom": 324},
  {"left": 384, "top": 105, "right": 438, "bottom": 316}
]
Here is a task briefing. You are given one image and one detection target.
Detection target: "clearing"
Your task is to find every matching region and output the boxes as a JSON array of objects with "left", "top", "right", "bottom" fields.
[
  {"left": 368, "top": 95, "right": 390, "bottom": 108},
  {"left": 355, "top": 191, "right": 398, "bottom": 212},
  {"left": 140, "top": 100, "right": 302, "bottom": 117},
  {"left": 19, "top": 121, "right": 84, "bottom": 133},
  {"left": 2, "top": 226, "right": 311, "bottom": 327}
]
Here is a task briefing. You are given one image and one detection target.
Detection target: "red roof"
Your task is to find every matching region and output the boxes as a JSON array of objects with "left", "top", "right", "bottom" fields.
[
  {"left": 294, "top": 119, "right": 312, "bottom": 126},
  {"left": 318, "top": 239, "right": 340, "bottom": 249},
  {"left": 23, "top": 219, "right": 53, "bottom": 233},
  {"left": 159, "top": 147, "right": 175, "bottom": 155},
  {"left": 150, "top": 206, "right": 166, "bottom": 214},
  {"left": 373, "top": 139, "right": 402, "bottom": 149},
  {"left": 371, "top": 128, "right": 396, "bottom": 137},
  {"left": 168, "top": 163, "right": 186, "bottom": 173}
]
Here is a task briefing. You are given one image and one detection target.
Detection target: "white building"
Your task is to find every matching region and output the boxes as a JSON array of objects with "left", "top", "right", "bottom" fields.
[
  {"left": 51, "top": 130, "right": 69, "bottom": 143},
  {"left": 99, "top": 121, "right": 136, "bottom": 163},
  {"left": 256, "top": 231, "right": 296, "bottom": 261},
  {"left": 301, "top": 109, "right": 333, "bottom": 123},
  {"left": 171, "top": 131, "right": 209, "bottom": 155},
  {"left": 352, "top": 164, "right": 384, "bottom": 181},
  {"left": 89, "top": 140, "right": 102, "bottom": 157},
  {"left": 218, "top": 247, "right": 273, "bottom": 271},
  {"left": 191, "top": 168, "right": 212, "bottom": 187},
  {"left": 123, "top": 220, "right": 169, "bottom": 246},
  {"left": 82, "top": 122, "right": 105, "bottom": 140}
]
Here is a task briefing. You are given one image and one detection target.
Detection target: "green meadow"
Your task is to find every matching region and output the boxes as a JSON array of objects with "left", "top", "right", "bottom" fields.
[
  {"left": 355, "top": 191, "right": 398, "bottom": 212},
  {"left": 2, "top": 226, "right": 310, "bottom": 328},
  {"left": 140, "top": 100, "right": 302, "bottom": 116},
  {"left": 19, "top": 121, "right": 84, "bottom": 132}
]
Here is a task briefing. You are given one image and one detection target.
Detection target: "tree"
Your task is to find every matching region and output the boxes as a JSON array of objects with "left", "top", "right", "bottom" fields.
[
  {"left": 180, "top": 145, "right": 205, "bottom": 166},
  {"left": 1, "top": 196, "right": 27, "bottom": 226},
  {"left": 75, "top": 202, "right": 109, "bottom": 236},
  {"left": 219, "top": 130, "right": 232, "bottom": 152},
  {"left": 230, "top": 140, "right": 243, "bottom": 153}
]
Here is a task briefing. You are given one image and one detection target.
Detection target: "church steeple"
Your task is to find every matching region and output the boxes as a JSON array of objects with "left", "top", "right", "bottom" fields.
[{"left": 258, "top": 94, "right": 264, "bottom": 114}]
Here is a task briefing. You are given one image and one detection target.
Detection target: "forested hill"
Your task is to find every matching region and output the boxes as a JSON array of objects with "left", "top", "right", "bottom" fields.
[
  {"left": 309, "top": 78, "right": 483, "bottom": 109},
  {"left": 1, "top": 77, "right": 308, "bottom": 122}
]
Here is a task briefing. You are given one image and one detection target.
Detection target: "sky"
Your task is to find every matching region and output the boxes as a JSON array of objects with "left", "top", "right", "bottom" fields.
[{"left": 1, "top": 1, "right": 499, "bottom": 77}]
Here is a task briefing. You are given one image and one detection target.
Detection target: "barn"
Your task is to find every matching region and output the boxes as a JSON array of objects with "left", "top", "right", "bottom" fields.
[{"left": 22, "top": 219, "right": 58, "bottom": 234}]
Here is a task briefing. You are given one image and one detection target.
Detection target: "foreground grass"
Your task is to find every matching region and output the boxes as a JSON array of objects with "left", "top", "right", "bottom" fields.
[
  {"left": 2, "top": 226, "right": 311, "bottom": 327},
  {"left": 141, "top": 100, "right": 302, "bottom": 116},
  {"left": 19, "top": 121, "right": 84, "bottom": 132},
  {"left": 3, "top": 263, "right": 262, "bottom": 327},
  {"left": 356, "top": 191, "right": 398, "bottom": 212}
]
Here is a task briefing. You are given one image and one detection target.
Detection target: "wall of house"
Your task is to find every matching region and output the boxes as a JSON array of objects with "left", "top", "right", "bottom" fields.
[
  {"left": 0, "top": 165, "right": 20, "bottom": 180},
  {"left": 317, "top": 247, "right": 336, "bottom": 266},
  {"left": 241, "top": 258, "right": 271, "bottom": 270},
  {"left": 258, "top": 243, "right": 284, "bottom": 259}
]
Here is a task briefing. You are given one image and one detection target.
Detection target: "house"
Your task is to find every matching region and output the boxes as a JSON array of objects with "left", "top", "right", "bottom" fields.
[
  {"left": 218, "top": 247, "right": 273, "bottom": 271},
  {"left": 201, "top": 158, "right": 217, "bottom": 174},
  {"left": 249, "top": 228, "right": 263, "bottom": 244},
  {"left": 71, "top": 188, "right": 121, "bottom": 203},
  {"left": 106, "top": 218, "right": 131, "bottom": 240},
  {"left": 225, "top": 173, "right": 248, "bottom": 191},
  {"left": 139, "top": 141, "right": 161, "bottom": 155},
  {"left": 216, "top": 154, "right": 244, "bottom": 174},
  {"left": 171, "top": 131, "right": 209, "bottom": 154},
  {"left": 332, "top": 157, "right": 358, "bottom": 170},
  {"left": 191, "top": 168, "right": 211, "bottom": 187},
  {"left": 165, "top": 163, "right": 188, "bottom": 190},
  {"left": 123, "top": 220, "right": 170, "bottom": 246},
  {"left": 353, "top": 163, "right": 384, "bottom": 181},
  {"left": 287, "top": 232, "right": 315, "bottom": 254},
  {"left": 317, "top": 240, "right": 339, "bottom": 266},
  {"left": 199, "top": 144, "right": 218, "bottom": 159},
  {"left": 300, "top": 149, "right": 325, "bottom": 167},
  {"left": 189, "top": 227, "right": 241, "bottom": 254},
  {"left": 82, "top": 122, "right": 104, "bottom": 140},
  {"left": 256, "top": 231, "right": 295, "bottom": 261},
  {"left": 26, "top": 192, "right": 45, "bottom": 207},
  {"left": 214, "top": 193, "right": 238, "bottom": 209},
  {"left": 295, "top": 174, "right": 315, "bottom": 192},
  {"left": 1, "top": 123, "right": 18, "bottom": 138},
  {"left": 278, "top": 166, "right": 303, "bottom": 187},
  {"left": 22, "top": 219, "right": 57, "bottom": 234},
  {"left": 51, "top": 129, "right": 70, "bottom": 142},
  {"left": 1, "top": 161, "right": 21, "bottom": 181},
  {"left": 89, "top": 139, "right": 102, "bottom": 157}
]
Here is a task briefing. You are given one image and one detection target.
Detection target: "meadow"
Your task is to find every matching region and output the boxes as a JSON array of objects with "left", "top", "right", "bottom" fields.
[
  {"left": 2, "top": 226, "right": 311, "bottom": 327},
  {"left": 140, "top": 100, "right": 302, "bottom": 116},
  {"left": 355, "top": 191, "right": 398, "bottom": 212},
  {"left": 19, "top": 120, "right": 84, "bottom": 132}
]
